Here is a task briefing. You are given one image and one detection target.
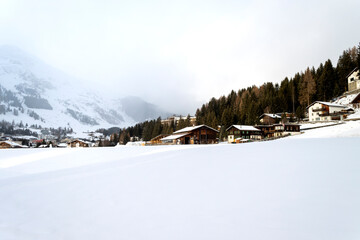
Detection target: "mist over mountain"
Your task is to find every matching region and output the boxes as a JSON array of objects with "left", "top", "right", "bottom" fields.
[
  {"left": 120, "top": 96, "right": 172, "bottom": 122},
  {"left": 0, "top": 45, "right": 171, "bottom": 132}
]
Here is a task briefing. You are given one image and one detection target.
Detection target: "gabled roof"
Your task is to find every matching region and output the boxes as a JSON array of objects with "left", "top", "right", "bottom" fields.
[
  {"left": 346, "top": 67, "right": 359, "bottom": 79},
  {"left": 259, "top": 113, "right": 281, "bottom": 119},
  {"left": 0, "top": 141, "right": 27, "bottom": 148},
  {"left": 150, "top": 134, "right": 169, "bottom": 141},
  {"left": 226, "top": 125, "right": 261, "bottom": 132},
  {"left": 350, "top": 92, "right": 360, "bottom": 104},
  {"left": 70, "top": 139, "right": 90, "bottom": 145},
  {"left": 173, "top": 124, "right": 219, "bottom": 134},
  {"left": 161, "top": 132, "right": 190, "bottom": 141},
  {"left": 306, "top": 101, "right": 347, "bottom": 109}
]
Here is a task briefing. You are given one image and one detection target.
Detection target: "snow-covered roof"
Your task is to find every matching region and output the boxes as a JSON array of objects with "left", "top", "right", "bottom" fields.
[
  {"left": 226, "top": 125, "right": 261, "bottom": 132},
  {"left": 173, "top": 125, "right": 219, "bottom": 134},
  {"left": 12, "top": 135, "right": 38, "bottom": 140},
  {"left": 333, "top": 93, "right": 358, "bottom": 105},
  {"left": 161, "top": 133, "right": 189, "bottom": 141},
  {"left": 346, "top": 67, "right": 358, "bottom": 78},
  {"left": 259, "top": 113, "right": 281, "bottom": 119},
  {"left": 306, "top": 101, "right": 347, "bottom": 109},
  {"left": 350, "top": 92, "right": 360, "bottom": 104},
  {"left": 0, "top": 141, "right": 27, "bottom": 148}
]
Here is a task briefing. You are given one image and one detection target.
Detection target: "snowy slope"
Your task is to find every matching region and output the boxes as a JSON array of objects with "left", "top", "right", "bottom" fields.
[
  {"left": 0, "top": 136, "right": 360, "bottom": 239},
  {"left": 298, "top": 120, "right": 360, "bottom": 138},
  {"left": 0, "top": 46, "right": 169, "bottom": 132}
]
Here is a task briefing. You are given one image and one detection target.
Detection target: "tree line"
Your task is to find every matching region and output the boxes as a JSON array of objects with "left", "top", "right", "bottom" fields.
[
  {"left": 196, "top": 43, "right": 360, "bottom": 132},
  {"left": 107, "top": 115, "right": 195, "bottom": 145},
  {"left": 110, "top": 43, "right": 360, "bottom": 144}
]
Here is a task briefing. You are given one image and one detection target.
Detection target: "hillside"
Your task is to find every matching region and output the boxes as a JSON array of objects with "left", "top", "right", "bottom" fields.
[
  {"left": 0, "top": 46, "right": 171, "bottom": 133},
  {"left": 195, "top": 44, "right": 360, "bottom": 129},
  {"left": 0, "top": 124, "right": 359, "bottom": 239}
]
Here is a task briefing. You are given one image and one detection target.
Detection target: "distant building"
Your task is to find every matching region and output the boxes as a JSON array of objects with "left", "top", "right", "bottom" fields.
[
  {"left": 307, "top": 101, "right": 353, "bottom": 122},
  {"left": 161, "top": 115, "right": 197, "bottom": 126},
  {"left": 226, "top": 125, "right": 262, "bottom": 143},
  {"left": 161, "top": 125, "right": 218, "bottom": 144},
  {"left": 255, "top": 123, "right": 300, "bottom": 138},
  {"left": 259, "top": 113, "right": 282, "bottom": 125},
  {"left": 68, "top": 139, "right": 90, "bottom": 148},
  {"left": 347, "top": 67, "right": 360, "bottom": 93},
  {"left": 255, "top": 124, "right": 283, "bottom": 138},
  {"left": 0, "top": 141, "right": 27, "bottom": 149},
  {"left": 350, "top": 92, "right": 360, "bottom": 109}
]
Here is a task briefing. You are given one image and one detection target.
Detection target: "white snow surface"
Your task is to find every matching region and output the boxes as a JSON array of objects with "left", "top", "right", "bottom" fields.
[
  {"left": 1, "top": 123, "right": 360, "bottom": 240},
  {"left": 230, "top": 125, "right": 261, "bottom": 131},
  {"left": 297, "top": 120, "right": 360, "bottom": 138},
  {"left": 333, "top": 93, "right": 358, "bottom": 105},
  {"left": 348, "top": 108, "right": 360, "bottom": 120}
]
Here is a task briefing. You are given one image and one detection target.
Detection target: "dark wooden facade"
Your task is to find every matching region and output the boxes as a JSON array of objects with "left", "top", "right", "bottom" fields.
[
  {"left": 259, "top": 114, "right": 281, "bottom": 125},
  {"left": 68, "top": 140, "right": 89, "bottom": 148},
  {"left": 284, "top": 124, "right": 300, "bottom": 132},
  {"left": 163, "top": 125, "right": 219, "bottom": 144},
  {"left": 255, "top": 125, "right": 275, "bottom": 138},
  {"left": 179, "top": 126, "right": 218, "bottom": 144},
  {"left": 351, "top": 93, "right": 360, "bottom": 108},
  {"left": 255, "top": 123, "right": 300, "bottom": 138}
]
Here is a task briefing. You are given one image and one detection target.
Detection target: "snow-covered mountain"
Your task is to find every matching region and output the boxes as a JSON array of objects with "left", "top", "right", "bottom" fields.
[{"left": 0, "top": 45, "right": 170, "bottom": 132}]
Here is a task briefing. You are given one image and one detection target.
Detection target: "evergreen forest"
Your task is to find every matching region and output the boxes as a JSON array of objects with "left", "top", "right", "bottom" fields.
[{"left": 112, "top": 43, "right": 360, "bottom": 144}]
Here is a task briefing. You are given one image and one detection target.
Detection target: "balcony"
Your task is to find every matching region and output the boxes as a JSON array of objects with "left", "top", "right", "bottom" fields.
[
  {"left": 318, "top": 112, "right": 330, "bottom": 117},
  {"left": 312, "top": 107, "right": 326, "bottom": 112}
]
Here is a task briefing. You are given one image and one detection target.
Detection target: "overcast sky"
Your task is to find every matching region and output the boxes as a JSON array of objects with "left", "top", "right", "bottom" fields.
[{"left": 1, "top": 0, "right": 360, "bottom": 114}]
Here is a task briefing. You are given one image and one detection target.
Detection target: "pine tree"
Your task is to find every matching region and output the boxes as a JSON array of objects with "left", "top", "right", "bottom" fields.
[
  {"left": 299, "top": 68, "right": 316, "bottom": 106},
  {"left": 336, "top": 49, "right": 357, "bottom": 92},
  {"left": 318, "top": 60, "right": 336, "bottom": 101}
]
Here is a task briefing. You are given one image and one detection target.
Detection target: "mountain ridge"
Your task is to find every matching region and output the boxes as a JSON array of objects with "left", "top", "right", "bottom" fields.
[{"left": 0, "top": 45, "right": 171, "bottom": 133}]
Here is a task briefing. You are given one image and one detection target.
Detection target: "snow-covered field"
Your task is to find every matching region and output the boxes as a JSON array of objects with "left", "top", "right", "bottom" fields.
[
  {"left": 1, "top": 124, "right": 360, "bottom": 239},
  {"left": 298, "top": 120, "right": 360, "bottom": 138}
]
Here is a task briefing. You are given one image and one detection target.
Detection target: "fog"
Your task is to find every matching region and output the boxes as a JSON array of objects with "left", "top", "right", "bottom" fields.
[{"left": 1, "top": 0, "right": 360, "bottom": 114}]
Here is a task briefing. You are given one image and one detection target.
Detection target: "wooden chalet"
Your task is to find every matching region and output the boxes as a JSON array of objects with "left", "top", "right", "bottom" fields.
[
  {"left": 255, "top": 123, "right": 300, "bottom": 138},
  {"left": 255, "top": 125, "right": 279, "bottom": 138},
  {"left": 150, "top": 134, "right": 169, "bottom": 145},
  {"left": 350, "top": 92, "right": 360, "bottom": 109},
  {"left": 0, "top": 141, "right": 26, "bottom": 149},
  {"left": 226, "top": 125, "right": 262, "bottom": 143},
  {"left": 259, "top": 113, "right": 281, "bottom": 125},
  {"left": 68, "top": 139, "right": 90, "bottom": 148},
  {"left": 307, "top": 101, "right": 353, "bottom": 121},
  {"left": 283, "top": 124, "right": 301, "bottom": 136},
  {"left": 347, "top": 67, "right": 360, "bottom": 94},
  {"left": 161, "top": 125, "right": 219, "bottom": 144}
]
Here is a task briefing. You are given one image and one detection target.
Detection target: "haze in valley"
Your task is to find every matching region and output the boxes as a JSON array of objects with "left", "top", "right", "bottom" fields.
[{"left": 1, "top": 0, "right": 360, "bottom": 114}]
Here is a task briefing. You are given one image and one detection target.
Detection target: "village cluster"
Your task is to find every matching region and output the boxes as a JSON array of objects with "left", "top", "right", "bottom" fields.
[{"left": 1, "top": 68, "right": 360, "bottom": 149}]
